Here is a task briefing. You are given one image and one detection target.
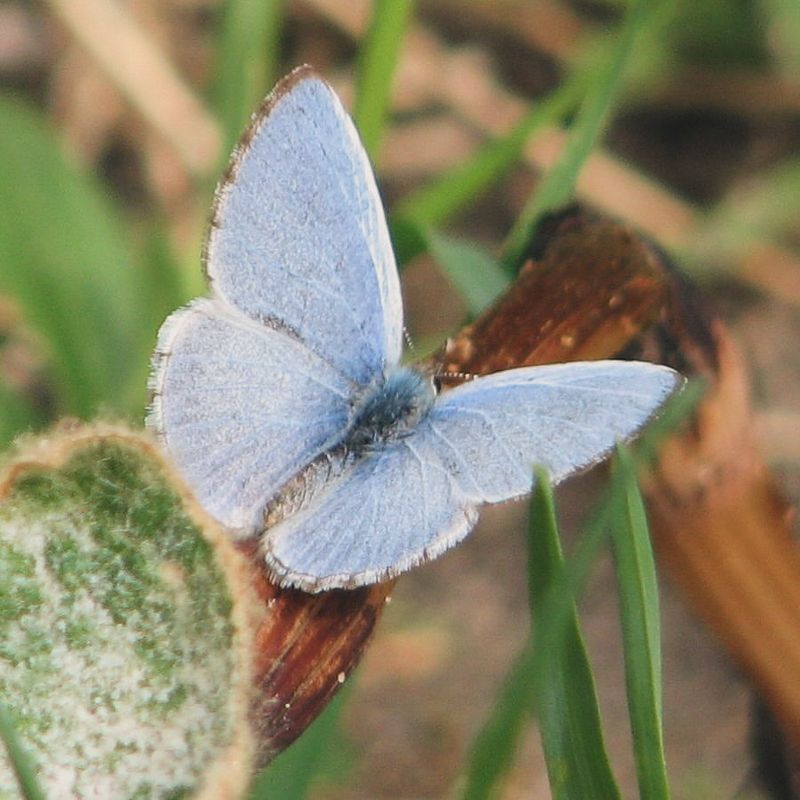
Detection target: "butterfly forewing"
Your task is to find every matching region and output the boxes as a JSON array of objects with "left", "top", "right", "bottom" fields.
[
  {"left": 204, "top": 67, "right": 403, "bottom": 384},
  {"left": 427, "top": 361, "right": 680, "bottom": 503}
]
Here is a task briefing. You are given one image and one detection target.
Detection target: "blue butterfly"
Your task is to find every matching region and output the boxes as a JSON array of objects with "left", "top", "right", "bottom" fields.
[{"left": 149, "top": 66, "right": 680, "bottom": 592}]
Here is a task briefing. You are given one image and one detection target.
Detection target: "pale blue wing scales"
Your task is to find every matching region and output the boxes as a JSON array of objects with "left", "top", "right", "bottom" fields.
[
  {"left": 149, "top": 298, "right": 353, "bottom": 533},
  {"left": 263, "top": 439, "right": 479, "bottom": 592},
  {"left": 428, "top": 360, "right": 681, "bottom": 503},
  {"left": 263, "top": 360, "right": 679, "bottom": 591},
  {"left": 205, "top": 67, "right": 403, "bottom": 384}
]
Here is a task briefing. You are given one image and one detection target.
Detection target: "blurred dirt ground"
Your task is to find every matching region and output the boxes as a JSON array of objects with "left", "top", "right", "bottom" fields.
[{"left": 2, "top": 0, "right": 800, "bottom": 797}]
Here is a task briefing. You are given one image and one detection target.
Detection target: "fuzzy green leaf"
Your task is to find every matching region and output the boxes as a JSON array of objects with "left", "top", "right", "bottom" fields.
[{"left": 0, "top": 429, "right": 252, "bottom": 798}]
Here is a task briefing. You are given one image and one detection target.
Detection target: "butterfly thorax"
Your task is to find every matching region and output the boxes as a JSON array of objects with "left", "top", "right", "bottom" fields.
[
  {"left": 346, "top": 366, "right": 436, "bottom": 452},
  {"left": 262, "top": 367, "right": 435, "bottom": 531}
]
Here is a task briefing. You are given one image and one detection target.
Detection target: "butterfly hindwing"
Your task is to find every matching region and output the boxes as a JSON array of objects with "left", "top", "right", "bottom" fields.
[
  {"left": 264, "top": 436, "right": 478, "bottom": 591},
  {"left": 428, "top": 361, "right": 680, "bottom": 503},
  {"left": 149, "top": 298, "right": 353, "bottom": 533}
]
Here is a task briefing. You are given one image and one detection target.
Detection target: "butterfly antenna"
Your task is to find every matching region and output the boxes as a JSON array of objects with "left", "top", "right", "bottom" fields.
[
  {"left": 436, "top": 369, "right": 478, "bottom": 383},
  {"left": 403, "top": 327, "right": 417, "bottom": 356}
]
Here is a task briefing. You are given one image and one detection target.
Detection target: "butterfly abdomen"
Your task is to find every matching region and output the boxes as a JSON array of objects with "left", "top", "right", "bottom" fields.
[{"left": 263, "top": 446, "right": 356, "bottom": 529}]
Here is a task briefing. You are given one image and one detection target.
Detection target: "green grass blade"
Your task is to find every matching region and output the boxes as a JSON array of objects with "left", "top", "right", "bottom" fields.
[
  {"left": 0, "top": 704, "right": 46, "bottom": 800},
  {"left": 502, "top": 0, "right": 659, "bottom": 271},
  {"left": 528, "top": 494, "right": 614, "bottom": 698},
  {"left": 527, "top": 468, "right": 566, "bottom": 607},
  {"left": 426, "top": 232, "right": 509, "bottom": 315},
  {"left": 761, "top": 0, "right": 800, "bottom": 75},
  {"left": 214, "top": 0, "right": 286, "bottom": 152},
  {"left": 388, "top": 214, "right": 429, "bottom": 268},
  {"left": 248, "top": 687, "right": 350, "bottom": 799},
  {"left": 611, "top": 445, "right": 670, "bottom": 800},
  {"left": 0, "top": 94, "right": 147, "bottom": 418},
  {"left": 528, "top": 469, "right": 621, "bottom": 800},
  {"left": 353, "top": 0, "right": 416, "bottom": 160},
  {"left": 460, "top": 476, "right": 619, "bottom": 800},
  {"left": 394, "top": 79, "right": 583, "bottom": 236}
]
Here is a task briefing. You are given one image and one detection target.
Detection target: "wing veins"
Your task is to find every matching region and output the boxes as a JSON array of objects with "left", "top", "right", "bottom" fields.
[
  {"left": 428, "top": 421, "right": 483, "bottom": 496},
  {"left": 165, "top": 347, "right": 352, "bottom": 398},
  {"left": 453, "top": 406, "right": 532, "bottom": 484},
  {"left": 497, "top": 409, "right": 606, "bottom": 437},
  {"left": 402, "top": 440, "right": 431, "bottom": 531}
]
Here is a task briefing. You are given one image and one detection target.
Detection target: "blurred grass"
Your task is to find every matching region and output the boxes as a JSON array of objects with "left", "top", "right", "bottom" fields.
[
  {"left": 685, "top": 156, "right": 800, "bottom": 272},
  {"left": 631, "top": 380, "right": 705, "bottom": 468},
  {"left": 0, "top": 382, "right": 42, "bottom": 451},
  {"left": 762, "top": 0, "right": 800, "bottom": 75},
  {"left": 502, "top": 0, "right": 662, "bottom": 271},
  {"left": 0, "top": 95, "right": 151, "bottom": 422},
  {"left": 424, "top": 232, "right": 508, "bottom": 315},
  {"left": 354, "top": 0, "right": 417, "bottom": 161},
  {"left": 391, "top": 78, "right": 584, "bottom": 266},
  {"left": 214, "top": 0, "right": 286, "bottom": 155}
]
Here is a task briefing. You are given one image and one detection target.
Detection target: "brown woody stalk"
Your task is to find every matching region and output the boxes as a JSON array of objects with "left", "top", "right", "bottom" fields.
[{"left": 242, "top": 207, "right": 800, "bottom": 766}]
